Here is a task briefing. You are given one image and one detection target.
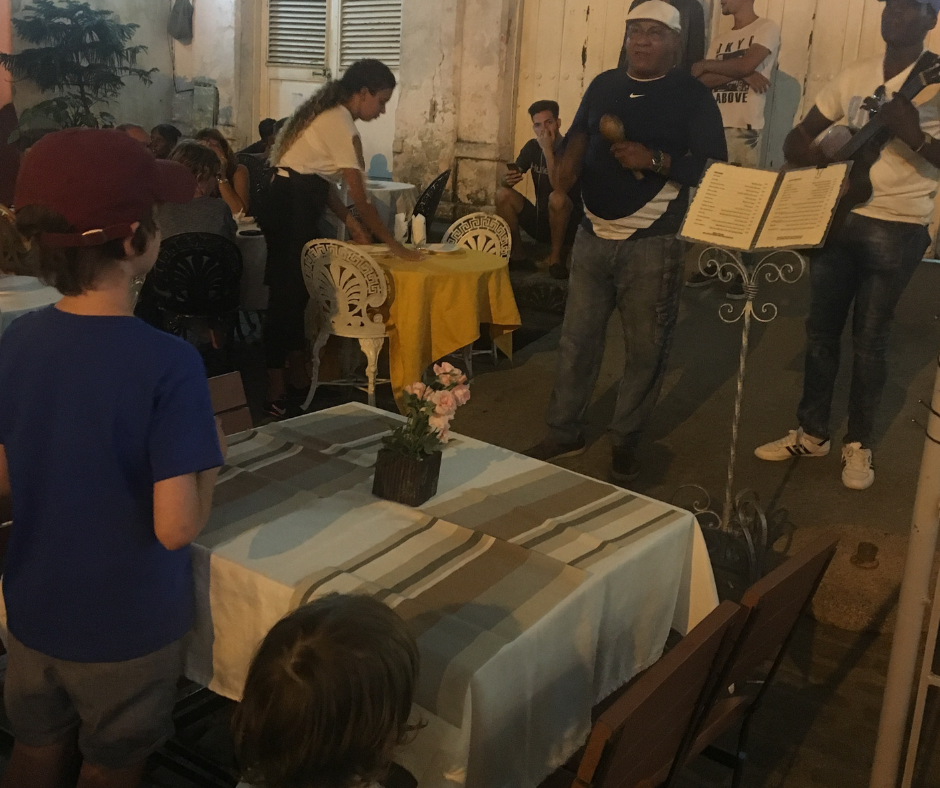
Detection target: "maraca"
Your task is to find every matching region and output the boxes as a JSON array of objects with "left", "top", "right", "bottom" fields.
[{"left": 600, "top": 114, "right": 643, "bottom": 180}]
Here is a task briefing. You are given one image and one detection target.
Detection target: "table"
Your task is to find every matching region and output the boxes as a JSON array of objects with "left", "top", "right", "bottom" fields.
[
  {"left": 366, "top": 180, "right": 418, "bottom": 233},
  {"left": 368, "top": 246, "right": 521, "bottom": 405},
  {"left": 186, "top": 403, "right": 718, "bottom": 788},
  {"left": 0, "top": 275, "right": 61, "bottom": 335},
  {"left": 235, "top": 221, "right": 268, "bottom": 311}
]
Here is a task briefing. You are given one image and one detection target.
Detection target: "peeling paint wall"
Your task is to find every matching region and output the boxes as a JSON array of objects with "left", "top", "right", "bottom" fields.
[
  {"left": 7, "top": 0, "right": 249, "bottom": 141},
  {"left": 9, "top": 0, "right": 175, "bottom": 129},
  {"left": 395, "top": 0, "right": 523, "bottom": 217}
]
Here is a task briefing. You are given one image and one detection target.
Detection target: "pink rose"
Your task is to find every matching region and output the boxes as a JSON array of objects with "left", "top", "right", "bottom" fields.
[
  {"left": 452, "top": 384, "right": 471, "bottom": 406},
  {"left": 433, "top": 362, "right": 468, "bottom": 386},
  {"left": 433, "top": 390, "right": 457, "bottom": 416},
  {"left": 404, "top": 381, "right": 428, "bottom": 399},
  {"left": 433, "top": 362, "right": 455, "bottom": 377},
  {"left": 428, "top": 414, "right": 452, "bottom": 441}
]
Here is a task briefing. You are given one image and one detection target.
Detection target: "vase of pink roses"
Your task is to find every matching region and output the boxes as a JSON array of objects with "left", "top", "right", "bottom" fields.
[{"left": 372, "top": 363, "right": 471, "bottom": 507}]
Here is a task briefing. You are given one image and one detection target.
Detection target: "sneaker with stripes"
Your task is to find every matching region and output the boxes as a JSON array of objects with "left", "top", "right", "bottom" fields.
[{"left": 754, "top": 428, "right": 830, "bottom": 461}]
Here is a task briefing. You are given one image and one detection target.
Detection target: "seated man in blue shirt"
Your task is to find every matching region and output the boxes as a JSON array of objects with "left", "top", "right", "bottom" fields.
[
  {"left": 526, "top": 0, "right": 727, "bottom": 483},
  {"left": 0, "top": 129, "right": 226, "bottom": 788}
]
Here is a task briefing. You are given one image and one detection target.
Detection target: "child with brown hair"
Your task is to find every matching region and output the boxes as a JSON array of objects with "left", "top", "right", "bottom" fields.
[
  {"left": 0, "top": 128, "right": 226, "bottom": 788},
  {"left": 232, "top": 593, "right": 421, "bottom": 788}
]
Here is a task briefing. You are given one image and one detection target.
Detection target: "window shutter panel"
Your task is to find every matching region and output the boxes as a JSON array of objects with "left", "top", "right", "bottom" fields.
[
  {"left": 268, "top": 0, "right": 328, "bottom": 66},
  {"left": 339, "top": 0, "right": 402, "bottom": 71}
]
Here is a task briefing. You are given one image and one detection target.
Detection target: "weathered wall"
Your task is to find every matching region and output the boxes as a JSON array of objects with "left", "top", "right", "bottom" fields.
[
  {"left": 394, "top": 0, "right": 523, "bottom": 216},
  {"left": 6, "top": 0, "right": 253, "bottom": 142},
  {"left": 8, "top": 0, "right": 175, "bottom": 130}
]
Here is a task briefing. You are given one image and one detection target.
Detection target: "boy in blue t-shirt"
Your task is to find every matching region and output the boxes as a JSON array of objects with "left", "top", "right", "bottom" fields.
[{"left": 0, "top": 129, "right": 226, "bottom": 788}]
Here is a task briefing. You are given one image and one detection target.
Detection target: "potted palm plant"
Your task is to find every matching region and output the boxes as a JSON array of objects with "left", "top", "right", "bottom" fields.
[{"left": 373, "top": 363, "right": 470, "bottom": 507}]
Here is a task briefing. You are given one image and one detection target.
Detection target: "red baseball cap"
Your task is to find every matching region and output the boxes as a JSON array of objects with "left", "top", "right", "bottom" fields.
[{"left": 14, "top": 128, "right": 196, "bottom": 247}]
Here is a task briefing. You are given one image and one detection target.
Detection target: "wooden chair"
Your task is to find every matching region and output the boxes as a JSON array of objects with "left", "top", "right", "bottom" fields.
[
  {"left": 442, "top": 212, "right": 512, "bottom": 376},
  {"left": 208, "top": 372, "right": 253, "bottom": 436},
  {"left": 301, "top": 239, "right": 391, "bottom": 409},
  {"left": 683, "top": 533, "right": 839, "bottom": 787},
  {"left": 541, "top": 600, "right": 746, "bottom": 788}
]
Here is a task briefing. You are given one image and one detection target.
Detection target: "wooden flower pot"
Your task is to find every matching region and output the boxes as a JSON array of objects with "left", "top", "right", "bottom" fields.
[{"left": 372, "top": 448, "right": 442, "bottom": 507}]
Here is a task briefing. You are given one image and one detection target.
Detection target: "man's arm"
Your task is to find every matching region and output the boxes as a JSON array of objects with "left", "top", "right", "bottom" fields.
[
  {"left": 879, "top": 94, "right": 940, "bottom": 171},
  {"left": 693, "top": 44, "right": 772, "bottom": 80},
  {"left": 553, "top": 131, "right": 588, "bottom": 195},
  {"left": 783, "top": 106, "right": 835, "bottom": 167}
]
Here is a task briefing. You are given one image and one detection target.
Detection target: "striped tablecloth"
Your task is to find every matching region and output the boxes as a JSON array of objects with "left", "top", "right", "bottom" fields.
[{"left": 186, "top": 403, "right": 717, "bottom": 788}]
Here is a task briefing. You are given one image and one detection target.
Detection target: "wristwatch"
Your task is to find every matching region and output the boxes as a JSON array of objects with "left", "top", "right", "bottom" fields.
[{"left": 650, "top": 149, "right": 667, "bottom": 175}]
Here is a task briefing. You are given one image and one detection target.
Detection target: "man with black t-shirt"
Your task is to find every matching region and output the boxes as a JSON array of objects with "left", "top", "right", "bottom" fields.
[
  {"left": 526, "top": 0, "right": 727, "bottom": 483},
  {"left": 496, "top": 101, "right": 583, "bottom": 278}
]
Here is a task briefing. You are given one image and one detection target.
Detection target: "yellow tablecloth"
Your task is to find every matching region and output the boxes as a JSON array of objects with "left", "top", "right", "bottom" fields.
[{"left": 369, "top": 246, "right": 521, "bottom": 406}]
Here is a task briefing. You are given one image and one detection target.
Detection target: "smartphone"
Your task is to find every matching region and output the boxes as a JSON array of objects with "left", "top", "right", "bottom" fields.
[{"left": 506, "top": 163, "right": 521, "bottom": 173}]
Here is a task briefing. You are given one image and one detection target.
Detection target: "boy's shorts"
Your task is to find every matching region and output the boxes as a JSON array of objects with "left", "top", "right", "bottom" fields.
[{"left": 4, "top": 632, "right": 182, "bottom": 769}]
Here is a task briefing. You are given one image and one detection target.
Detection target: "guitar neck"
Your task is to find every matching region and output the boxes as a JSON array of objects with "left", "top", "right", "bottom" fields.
[{"left": 834, "top": 53, "right": 938, "bottom": 161}]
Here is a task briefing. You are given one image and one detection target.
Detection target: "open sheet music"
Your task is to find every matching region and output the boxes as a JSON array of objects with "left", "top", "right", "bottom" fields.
[{"left": 679, "top": 160, "right": 851, "bottom": 251}]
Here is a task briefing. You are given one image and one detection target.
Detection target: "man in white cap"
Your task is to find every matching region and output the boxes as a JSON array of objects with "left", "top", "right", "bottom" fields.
[
  {"left": 526, "top": 0, "right": 727, "bottom": 484},
  {"left": 754, "top": 0, "right": 940, "bottom": 491}
]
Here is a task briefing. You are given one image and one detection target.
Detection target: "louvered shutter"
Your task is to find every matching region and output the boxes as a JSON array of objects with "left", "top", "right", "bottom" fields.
[
  {"left": 268, "top": 0, "right": 328, "bottom": 66},
  {"left": 339, "top": 0, "right": 402, "bottom": 71}
]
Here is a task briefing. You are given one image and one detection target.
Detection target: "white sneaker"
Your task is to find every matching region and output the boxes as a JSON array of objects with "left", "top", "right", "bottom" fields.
[
  {"left": 842, "top": 442, "right": 874, "bottom": 490},
  {"left": 754, "top": 428, "right": 830, "bottom": 461}
]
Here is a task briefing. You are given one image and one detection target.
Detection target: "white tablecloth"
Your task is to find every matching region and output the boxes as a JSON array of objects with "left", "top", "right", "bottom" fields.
[
  {"left": 187, "top": 403, "right": 718, "bottom": 788},
  {"left": 0, "top": 276, "right": 61, "bottom": 335},
  {"left": 365, "top": 179, "right": 418, "bottom": 231},
  {"left": 235, "top": 223, "right": 268, "bottom": 311}
]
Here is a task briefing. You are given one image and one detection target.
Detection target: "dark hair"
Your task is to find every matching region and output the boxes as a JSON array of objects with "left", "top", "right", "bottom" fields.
[
  {"left": 13, "top": 205, "right": 158, "bottom": 296},
  {"left": 272, "top": 59, "right": 396, "bottom": 165},
  {"left": 528, "top": 100, "right": 560, "bottom": 119},
  {"left": 232, "top": 593, "right": 420, "bottom": 788},
  {"left": 169, "top": 141, "right": 221, "bottom": 183},
  {"left": 259, "top": 118, "right": 277, "bottom": 139},
  {"left": 152, "top": 124, "right": 182, "bottom": 147},
  {"left": 195, "top": 127, "right": 237, "bottom": 181}
]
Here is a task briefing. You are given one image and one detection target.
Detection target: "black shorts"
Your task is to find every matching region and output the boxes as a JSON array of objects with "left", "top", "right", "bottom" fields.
[{"left": 518, "top": 198, "right": 582, "bottom": 246}]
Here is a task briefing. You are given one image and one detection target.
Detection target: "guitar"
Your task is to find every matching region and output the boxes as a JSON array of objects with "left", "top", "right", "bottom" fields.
[{"left": 814, "top": 52, "right": 940, "bottom": 235}]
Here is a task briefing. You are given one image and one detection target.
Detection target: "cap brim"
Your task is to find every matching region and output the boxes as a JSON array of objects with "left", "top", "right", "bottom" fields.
[{"left": 152, "top": 159, "right": 197, "bottom": 204}]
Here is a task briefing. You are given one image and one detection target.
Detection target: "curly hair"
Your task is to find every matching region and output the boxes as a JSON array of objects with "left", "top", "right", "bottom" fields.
[
  {"left": 232, "top": 593, "right": 421, "bottom": 788},
  {"left": 194, "top": 128, "right": 238, "bottom": 180},
  {"left": 270, "top": 59, "right": 396, "bottom": 167}
]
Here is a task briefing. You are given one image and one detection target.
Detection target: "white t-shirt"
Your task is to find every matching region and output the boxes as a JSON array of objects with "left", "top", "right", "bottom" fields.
[
  {"left": 815, "top": 55, "right": 940, "bottom": 226},
  {"left": 709, "top": 17, "right": 781, "bottom": 131},
  {"left": 277, "top": 105, "right": 365, "bottom": 182}
]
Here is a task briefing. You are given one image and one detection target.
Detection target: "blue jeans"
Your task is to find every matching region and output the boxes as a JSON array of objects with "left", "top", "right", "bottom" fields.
[
  {"left": 797, "top": 214, "right": 929, "bottom": 448},
  {"left": 547, "top": 228, "right": 685, "bottom": 450}
]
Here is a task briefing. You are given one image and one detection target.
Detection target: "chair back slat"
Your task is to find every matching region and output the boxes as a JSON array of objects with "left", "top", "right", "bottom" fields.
[
  {"left": 412, "top": 170, "right": 451, "bottom": 225},
  {"left": 442, "top": 212, "right": 512, "bottom": 260},
  {"left": 301, "top": 240, "right": 388, "bottom": 340},
  {"left": 149, "top": 232, "right": 243, "bottom": 318},
  {"left": 208, "top": 372, "right": 253, "bottom": 436},
  {"left": 721, "top": 534, "right": 839, "bottom": 691},
  {"left": 582, "top": 601, "right": 745, "bottom": 788}
]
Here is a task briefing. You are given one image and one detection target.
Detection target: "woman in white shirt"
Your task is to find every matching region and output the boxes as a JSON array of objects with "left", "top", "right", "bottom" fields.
[{"left": 260, "top": 59, "right": 419, "bottom": 417}]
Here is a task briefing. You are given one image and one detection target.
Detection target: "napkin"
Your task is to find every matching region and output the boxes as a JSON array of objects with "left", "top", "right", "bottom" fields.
[
  {"left": 394, "top": 212, "right": 409, "bottom": 243},
  {"left": 412, "top": 214, "right": 427, "bottom": 246}
]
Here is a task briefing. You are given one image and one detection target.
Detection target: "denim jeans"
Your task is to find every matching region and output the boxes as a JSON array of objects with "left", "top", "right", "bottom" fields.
[
  {"left": 547, "top": 227, "right": 685, "bottom": 450},
  {"left": 797, "top": 213, "right": 929, "bottom": 448}
]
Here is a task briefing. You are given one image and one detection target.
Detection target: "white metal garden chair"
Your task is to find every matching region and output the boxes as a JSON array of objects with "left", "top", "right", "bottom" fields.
[
  {"left": 441, "top": 212, "right": 512, "bottom": 377},
  {"left": 301, "top": 239, "right": 390, "bottom": 409}
]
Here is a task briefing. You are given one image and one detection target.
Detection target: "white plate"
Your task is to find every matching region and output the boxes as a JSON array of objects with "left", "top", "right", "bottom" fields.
[{"left": 424, "top": 243, "right": 461, "bottom": 254}]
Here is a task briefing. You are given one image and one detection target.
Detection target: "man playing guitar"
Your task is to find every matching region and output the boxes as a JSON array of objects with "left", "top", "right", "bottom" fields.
[{"left": 754, "top": 0, "right": 940, "bottom": 490}]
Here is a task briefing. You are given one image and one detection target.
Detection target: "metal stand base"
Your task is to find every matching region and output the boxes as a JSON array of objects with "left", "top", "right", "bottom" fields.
[{"left": 674, "top": 246, "right": 805, "bottom": 595}]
